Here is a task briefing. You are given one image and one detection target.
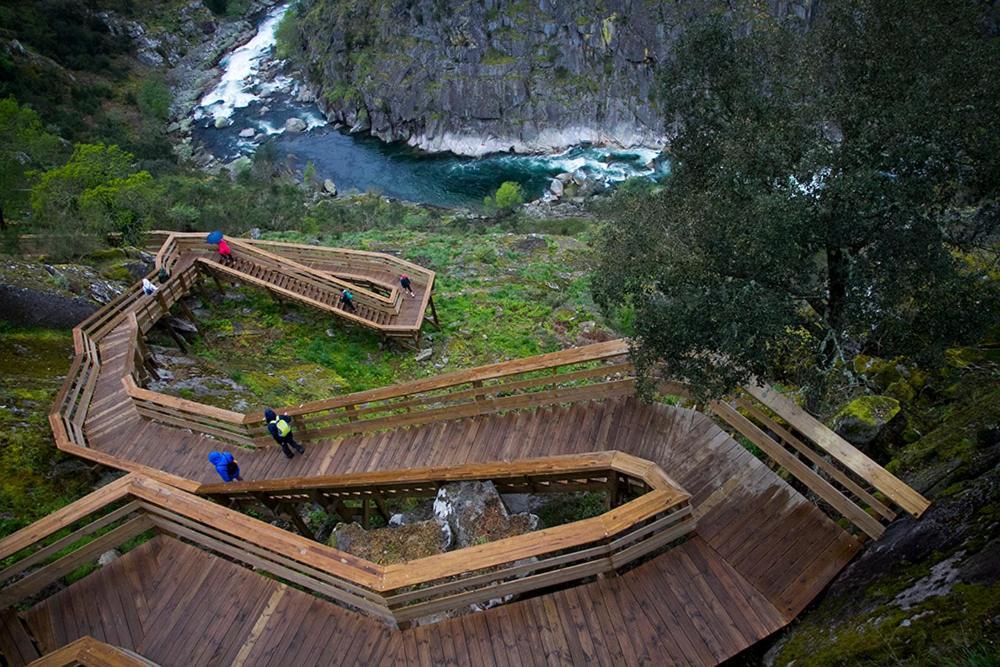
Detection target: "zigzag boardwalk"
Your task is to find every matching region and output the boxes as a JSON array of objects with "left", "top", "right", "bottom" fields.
[
  {"left": 23, "top": 535, "right": 785, "bottom": 666},
  {"left": 2, "top": 233, "right": 928, "bottom": 666}
]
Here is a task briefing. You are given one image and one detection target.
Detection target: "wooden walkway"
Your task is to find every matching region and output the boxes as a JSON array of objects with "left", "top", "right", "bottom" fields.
[
  {"left": 24, "top": 535, "right": 787, "bottom": 666},
  {"left": 83, "top": 386, "right": 860, "bottom": 621},
  {"left": 12, "top": 233, "right": 928, "bottom": 666}
]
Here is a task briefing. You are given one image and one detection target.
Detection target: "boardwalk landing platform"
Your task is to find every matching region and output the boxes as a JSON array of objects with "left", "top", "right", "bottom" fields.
[{"left": 0, "top": 233, "right": 930, "bottom": 666}]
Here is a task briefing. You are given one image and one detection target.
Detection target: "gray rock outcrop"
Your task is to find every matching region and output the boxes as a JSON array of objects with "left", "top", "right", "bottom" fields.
[{"left": 289, "top": 0, "right": 816, "bottom": 155}]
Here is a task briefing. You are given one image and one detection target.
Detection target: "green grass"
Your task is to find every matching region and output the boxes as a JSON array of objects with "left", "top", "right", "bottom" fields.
[{"left": 158, "top": 222, "right": 610, "bottom": 411}]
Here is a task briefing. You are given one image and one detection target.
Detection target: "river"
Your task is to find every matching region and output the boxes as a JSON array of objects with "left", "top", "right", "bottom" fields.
[{"left": 192, "top": 5, "right": 667, "bottom": 209}]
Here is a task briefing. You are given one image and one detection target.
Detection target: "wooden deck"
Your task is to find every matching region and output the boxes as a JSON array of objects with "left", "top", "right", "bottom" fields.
[
  {"left": 11, "top": 233, "right": 932, "bottom": 666},
  {"left": 82, "top": 382, "right": 861, "bottom": 627},
  {"left": 24, "top": 535, "right": 788, "bottom": 666}
]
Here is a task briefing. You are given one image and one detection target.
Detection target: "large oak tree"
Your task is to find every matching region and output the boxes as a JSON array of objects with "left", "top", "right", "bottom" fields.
[{"left": 594, "top": 0, "right": 999, "bottom": 398}]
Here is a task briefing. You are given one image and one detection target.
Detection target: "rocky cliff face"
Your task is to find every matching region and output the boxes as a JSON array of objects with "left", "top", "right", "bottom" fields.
[{"left": 288, "top": 0, "right": 814, "bottom": 155}]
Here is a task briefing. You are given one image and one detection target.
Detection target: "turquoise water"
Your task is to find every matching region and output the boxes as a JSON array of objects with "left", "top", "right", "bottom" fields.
[{"left": 191, "top": 4, "right": 666, "bottom": 209}]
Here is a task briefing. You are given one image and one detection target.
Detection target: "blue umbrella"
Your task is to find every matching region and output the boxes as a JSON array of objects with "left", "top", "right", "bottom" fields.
[{"left": 206, "top": 230, "right": 224, "bottom": 244}]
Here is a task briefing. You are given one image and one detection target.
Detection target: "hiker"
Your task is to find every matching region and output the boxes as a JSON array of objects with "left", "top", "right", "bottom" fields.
[
  {"left": 265, "top": 408, "right": 305, "bottom": 459},
  {"left": 208, "top": 451, "right": 243, "bottom": 482},
  {"left": 157, "top": 266, "right": 171, "bottom": 284},
  {"left": 399, "top": 274, "right": 415, "bottom": 298},
  {"left": 340, "top": 288, "right": 356, "bottom": 312},
  {"left": 217, "top": 237, "right": 234, "bottom": 265},
  {"left": 141, "top": 278, "right": 158, "bottom": 296}
]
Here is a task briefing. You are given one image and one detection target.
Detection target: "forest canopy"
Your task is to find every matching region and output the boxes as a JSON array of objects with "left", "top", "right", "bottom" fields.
[{"left": 594, "top": 0, "right": 1000, "bottom": 399}]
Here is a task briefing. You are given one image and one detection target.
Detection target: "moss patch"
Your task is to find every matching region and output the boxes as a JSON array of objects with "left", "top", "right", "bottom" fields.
[{"left": 0, "top": 325, "right": 94, "bottom": 538}]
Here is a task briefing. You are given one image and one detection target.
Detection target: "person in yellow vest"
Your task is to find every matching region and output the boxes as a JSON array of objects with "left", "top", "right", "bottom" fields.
[{"left": 264, "top": 408, "right": 305, "bottom": 459}]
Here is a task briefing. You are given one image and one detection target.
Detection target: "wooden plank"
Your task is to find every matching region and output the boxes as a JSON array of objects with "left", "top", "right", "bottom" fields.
[
  {"left": 0, "top": 516, "right": 152, "bottom": 608},
  {"left": 710, "top": 400, "right": 885, "bottom": 539},
  {"left": 736, "top": 397, "right": 896, "bottom": 521},
  {"left": 0, "top": 608, "right": 40, "bottom": 666},
  {"left": 0, "top": 501, "right": 141, "bottom": 584},
  {"left": 745, "top": 383, "right": 930, "bottom": 517}
]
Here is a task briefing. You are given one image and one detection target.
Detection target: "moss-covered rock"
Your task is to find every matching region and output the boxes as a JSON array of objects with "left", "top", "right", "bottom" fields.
[{"left": 831, "top": 395, "right": 901, "bottom": 446}]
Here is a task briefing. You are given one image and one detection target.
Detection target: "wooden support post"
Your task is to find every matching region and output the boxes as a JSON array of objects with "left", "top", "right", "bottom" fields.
[
  {"left": 281, "top": 502, "right": 314, "bottom": 540},
  {"left": 472, "top": 379, "right": 484, "bottom": 402},
  {"left": 428, "top": 295, "right": 440, "bottom": 328},
  {"left": 162, "top": 320, "right": 188, "bottom": 353},
  {"left": 372, "top": 494, "right": 390, "bottom": 523},
  {"left": 607, "top": 473, "right": 620, "bottom": 509},
  {"left": 155, "top": 292, "right": 170, "bottom": 318},
  {"left": 362, "top": 497, "right": 371, "bottom": 528},
  {"left": 210, "top": 272, "right": 226, "bottom": 294},
  {"left": 177, "top": 298, "right": 197, "bottom": 325}
]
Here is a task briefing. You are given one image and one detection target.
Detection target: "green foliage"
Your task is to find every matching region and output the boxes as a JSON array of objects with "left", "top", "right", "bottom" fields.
[
  {"left": 30, "top": 143, "right": 155, "bottom": 257},
  {"left": 0, "top": 326, "right": 91, "bottom": 538},
  {"left": 484, "top": 181, "right": 525, "bottom": 215},
  {"left": 594, "top": 2, "right": 1000, "bottom": 399},
  {"left": 535, "top": 492, "right": 607, "bottom": 528},
  {"left": 136, "top": 77, "right": 172, "bottom": 122},
  {"left": 274, "top": 4, "right": 303, "bottom": 60},
  {"left": 0, "top": 97, "right": 66, "bottom": 225}
]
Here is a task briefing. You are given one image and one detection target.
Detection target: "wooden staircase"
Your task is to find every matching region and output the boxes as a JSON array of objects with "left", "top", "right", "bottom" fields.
[{"left": 219, "top": 254, "right": 396, "bottom": 327}]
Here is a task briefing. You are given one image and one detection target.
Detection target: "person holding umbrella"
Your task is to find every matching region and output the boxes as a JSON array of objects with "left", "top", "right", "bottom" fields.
[{"left": 207, "top": 230, "right": 234, "bottom": 266}]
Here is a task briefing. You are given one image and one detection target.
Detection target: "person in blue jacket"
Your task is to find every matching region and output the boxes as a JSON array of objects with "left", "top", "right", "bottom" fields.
[
  {"left": 265, "top": 408, "right": 305, "bottom": 459},
  {"left": 208, "top": 451, "right": 243, "bottom": 482}
]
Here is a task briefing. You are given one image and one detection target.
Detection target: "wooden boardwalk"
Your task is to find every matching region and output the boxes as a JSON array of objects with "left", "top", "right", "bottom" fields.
[
  {"left": 24, "top": 535, "right": 788, "bottom": 666},
  {"left": 93, "top": 394, "right": 860, "bottom": 617},
  {"left": 11, "top": 233, "right": 931, "bottom": 666}
]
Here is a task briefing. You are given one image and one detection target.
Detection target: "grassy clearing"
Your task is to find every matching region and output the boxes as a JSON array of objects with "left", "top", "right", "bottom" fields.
[{"left": 153, "top": 224, "right": 612, "bottom": 410}]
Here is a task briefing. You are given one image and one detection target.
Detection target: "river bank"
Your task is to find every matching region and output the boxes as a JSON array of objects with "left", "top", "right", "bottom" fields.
[{"left": 177, "top": 3, "right": 668, "bottom": 208}]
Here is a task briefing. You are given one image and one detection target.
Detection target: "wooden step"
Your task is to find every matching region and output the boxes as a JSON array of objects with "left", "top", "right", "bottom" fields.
[{"left": 0, "top": 608, "right": 40, "bottom": 667}]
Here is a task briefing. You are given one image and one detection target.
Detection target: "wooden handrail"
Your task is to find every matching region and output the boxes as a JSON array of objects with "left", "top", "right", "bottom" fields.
[
  {"left": 0, "top": 458, "right": 694, "bottom": 625},
  {"left": 255, "top": 339, "right": 630, "bottom": 420},
  {"left": 743, "top": 384, "right": 930, "bottom": 517},
  {"left": 29, "top": 636, "right": 159, "bottom": 666}
]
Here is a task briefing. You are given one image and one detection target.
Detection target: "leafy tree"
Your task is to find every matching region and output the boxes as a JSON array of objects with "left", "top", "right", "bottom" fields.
[
  {"left": 484, "top": 181, "right": 525, "bottom": 215},
  {"left": 594, "top": 1, "right": 1000, "bottom": 399},
  {"left": 30, "top": 143, "right": 155, "bottom": 256},
  {"left": 136, "top": 77, "right": 172, "bottom": 122},
  {"left": 0, "top": 97, "right": 65, "bottom": 229}
]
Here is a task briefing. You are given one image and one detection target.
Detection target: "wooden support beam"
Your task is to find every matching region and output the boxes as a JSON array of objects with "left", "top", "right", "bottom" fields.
[
  {"left": 280, "top": 502, "right": 314, "bottom": 540},
  {"left": 427, "top": 295, "right": 440, "bottom": 328},
  {"left": 710, "top": 400, "right": 885, "bottom": 539},
  {"left": 744, "top": 383, "right": 930, "bottom": 517}
]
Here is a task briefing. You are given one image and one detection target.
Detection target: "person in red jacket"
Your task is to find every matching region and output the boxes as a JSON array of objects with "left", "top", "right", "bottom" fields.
[{"left": 217, "top": 238, "right": 233, "bottom": 265}]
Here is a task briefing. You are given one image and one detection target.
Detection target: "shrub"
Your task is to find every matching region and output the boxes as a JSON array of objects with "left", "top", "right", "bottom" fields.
[
  {"left": 484, "top": 181, "right": 525, "bottom": 215},
  {"left": 136, "top": 77, "right": 171, "bottom": 122}
]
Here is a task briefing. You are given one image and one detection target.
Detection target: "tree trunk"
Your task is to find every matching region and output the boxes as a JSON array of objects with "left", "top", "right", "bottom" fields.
[{"left": 825, "top": 246, "right": 848, "bottom": 335}]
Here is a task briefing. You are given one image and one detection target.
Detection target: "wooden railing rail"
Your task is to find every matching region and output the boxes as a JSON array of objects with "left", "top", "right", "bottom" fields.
[
  {"left": 121, "top": 376, "right": 260, "bottom": 449},
  {"left": 0, "top": 457, "right": 694, "bottom": 627},
  {"left": 28, "top": 636, "right": 160, "bottom": 666},
  {"left": 225, "top": 239, "right": 401, "bottom": 313},
  {"left": 704, "top": 385, "right": 930, "bottom": 540},
  {"left": 242, "top": 339, "right": 633, "bottom": 441},
  {"left": 193, "top": 258, "right": 395, "bottom": 335}
]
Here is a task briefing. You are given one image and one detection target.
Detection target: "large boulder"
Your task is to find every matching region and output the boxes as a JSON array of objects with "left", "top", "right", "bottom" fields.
[
  {"left": 284, "top": 117, "right": 307, "bottom": 132},
  {"left": 433, "top": 480, "right": 538, "bottom": 549},
  {"left": 831, "top": 395, "right": 902, "bottom": 446}
]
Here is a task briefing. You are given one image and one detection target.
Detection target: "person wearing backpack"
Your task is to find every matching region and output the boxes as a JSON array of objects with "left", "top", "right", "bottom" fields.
[
  {"left": 208, "top": 451, "right": 243, "bottom": 482},
  {"left": 340, "top": 288, "right": 356, "bottom": 313},
  {"left": 264, "top": 408, "right": 305, "bottom": 459},
  {"left": 399, "top": 274, "right": 415, "bottom": 298}
]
